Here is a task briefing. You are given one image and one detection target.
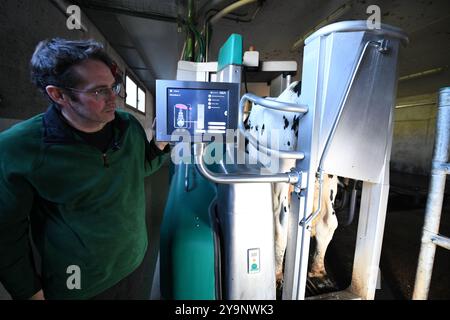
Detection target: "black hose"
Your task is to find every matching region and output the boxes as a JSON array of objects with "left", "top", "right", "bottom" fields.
[
  {"left": 343, "top": 186, "right": 357, "bottom": 227},
  {"left": 335, "top": 179, "right": 359, "bottom": 227}
]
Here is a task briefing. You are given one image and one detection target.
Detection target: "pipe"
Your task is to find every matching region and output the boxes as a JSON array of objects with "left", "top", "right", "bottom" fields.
[
  {"left": 431, "top": 234, "right": 450, "bottom": 251},
  {"left": 345, "top": 185, "right": 357, "bottom": 226},
  {"left": 334, "top": 180, "right": 358, "bottom": 226},
  {"left": 399, "top": 67, "right": 445, "bottom": 82},
  {"left": 238, "top": 93, "right": 307, "bottom": 160},
  {"left": 198, "top": 0, "right": 229, "bottom": 18},
  {"left": 300, "top": 171, "right": 323, "bottom": 227},
  {"left": 291, "top": 2, "right": 352, "bottom": 50},
  {"left": 240, "top": 93, "right": 308, "bottom": 113},
  {"left": 209, "top": 0, "right": 259, "bottom": 25},
  {"left": 194, "top": 143, "right": 300, "bottom": 184},
  {"left": 71, "top": 1, "right": 177, "bottom": 23},
  {"left": 304, "top": 20, "right": 409, "bottom": 47},
  {"left": 183, "top": 0, "right": 196, "bottom": 61},
  {"left": 395, "top": 102, "right": 435, "bottom": 109},
  {"left": 194, "top": 93, "right": 307, "bottom": 185},
  {"left": 205, "top": 0, "right": 261, "bottom": 61},
  {"left": 335, "top": 184, "right": 350, "bottom": 212},
  {"left": 413, "top": 87, "right": 450, "bottom": 300}
]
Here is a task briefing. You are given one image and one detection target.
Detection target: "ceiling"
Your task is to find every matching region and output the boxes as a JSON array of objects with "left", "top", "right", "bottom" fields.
[{"left": 74, "top": 0, "right": 450, "bottom": 98}]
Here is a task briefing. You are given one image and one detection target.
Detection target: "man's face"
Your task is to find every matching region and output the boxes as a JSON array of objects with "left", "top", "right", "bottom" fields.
[{"left": 66, "top": 59, "right": 117, "bottom": 126}]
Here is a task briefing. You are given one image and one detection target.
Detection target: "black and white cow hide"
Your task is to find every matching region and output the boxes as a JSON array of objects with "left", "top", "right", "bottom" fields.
[{"left": 243, "top": 81, "right": 339, "bottom": 288}]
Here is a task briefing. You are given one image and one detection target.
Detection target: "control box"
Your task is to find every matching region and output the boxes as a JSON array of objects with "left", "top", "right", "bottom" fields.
[
  {"left": 155, "top": 80, "right": 239, "bottom": 142},
  {"left": 247, "top": 248, "right": 260, "bottom": 274}
]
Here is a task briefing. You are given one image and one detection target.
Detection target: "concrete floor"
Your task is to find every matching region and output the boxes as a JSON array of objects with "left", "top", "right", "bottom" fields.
[
  {"left": 378, "top": 197, "right": 450, "bottom": 299},
  {"left": 323, "top": 172, "right": 450, "bottom": 300}
]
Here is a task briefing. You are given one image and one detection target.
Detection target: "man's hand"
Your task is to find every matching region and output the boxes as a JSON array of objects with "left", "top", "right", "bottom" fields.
[
  {"left": 155, "top": 141, "right": 168, "bottom": 151},
  {"left": 152, "top": 117, "right": 168, "bottom": 151},
  {"left": 30, "top": 289, "right": 45, "bottom": 300}
]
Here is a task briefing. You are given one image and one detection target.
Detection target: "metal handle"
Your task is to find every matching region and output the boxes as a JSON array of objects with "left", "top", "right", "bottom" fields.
[
  {"left": 238, "top": 93, "right": 308, "bottom": 159},
  {"left": 194, "top": 143, "right": 300, "bottom": 184}
]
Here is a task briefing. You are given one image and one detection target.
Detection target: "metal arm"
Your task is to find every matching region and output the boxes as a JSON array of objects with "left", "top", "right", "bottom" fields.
[
  {"left": 238, "top": 93, "right": 308, "bottom": 160},
  {"left": 194, "top": 93, "right": 309, "bottom": 185},
  {"left": 194, "top": 143, "right": 300, "bottom": 184}
]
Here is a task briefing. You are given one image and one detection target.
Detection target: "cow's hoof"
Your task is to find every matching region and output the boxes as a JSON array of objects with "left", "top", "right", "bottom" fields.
[
  {"left": 306, "top": 275, "right": 338, "bottom": 296},
  {"left": 276, "top": 278, "right": 284, "bottom": 299}
]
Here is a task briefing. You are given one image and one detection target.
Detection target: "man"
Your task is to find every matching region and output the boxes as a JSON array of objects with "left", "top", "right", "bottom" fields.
[{"left": 0, "top": 38, "right": 169, "bottom": 299}]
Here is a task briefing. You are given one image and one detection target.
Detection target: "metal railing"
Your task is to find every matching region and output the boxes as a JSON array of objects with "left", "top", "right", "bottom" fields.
[
  {"left": 413, "top": 87, "right": 450, "bottom": 299},
  {"left": 237, "top": 93, "right": 308, "bottom": 160},
  {"left": 195, "top": 93, "right": 308, "bottom": 185}
]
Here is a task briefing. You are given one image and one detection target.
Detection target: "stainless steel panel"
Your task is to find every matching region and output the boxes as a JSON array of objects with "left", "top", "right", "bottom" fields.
[
  {"left": 321, "top": 35, "right": 401, "bottom": 182},
  {"left": 285, "top": 20, "right": 407, "bottom": 299},
  {"left": 215, "top": 65, "right": 276, "bottom": 299},
  {"left": 217, "top": 183, "right": 276, "bottom": 299}
]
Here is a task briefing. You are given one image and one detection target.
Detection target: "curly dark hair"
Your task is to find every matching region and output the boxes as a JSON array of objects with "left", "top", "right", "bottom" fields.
[{"left": 30, "top": 38, "right": 117, "bottom": 98}]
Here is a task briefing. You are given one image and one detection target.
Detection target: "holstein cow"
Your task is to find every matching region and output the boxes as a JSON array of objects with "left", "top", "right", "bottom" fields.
[{"left": 244, "top": 81, "right": 339, "bottom": 290}]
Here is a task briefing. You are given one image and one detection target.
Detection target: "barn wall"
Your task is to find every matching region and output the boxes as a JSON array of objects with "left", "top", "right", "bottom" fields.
[
  {"left": 0, "top": 0, "right": 154, "bottom": 137},
  {"left": 391, "top": 93, "right": 438, "bottom": 175}
]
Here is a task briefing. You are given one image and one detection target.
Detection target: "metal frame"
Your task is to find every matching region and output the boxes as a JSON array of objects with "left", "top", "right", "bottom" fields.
[
  {"left": 413, "top": 87, "right": 450, "bottom": 299},
  {"left": 184, "top": 20, "right": 408, "bottom": 300},
  {"left": 195, "top": 38, "right": 396, "bottom": 299},
  {"left": 304, "top": 20, "right": 409, "bottom": 46},
  {"left": 284, "top": 21, "right": 406, "bottom": 300},
  {"left": 238, "top": 93, "right": 307, "bottom": 160}
]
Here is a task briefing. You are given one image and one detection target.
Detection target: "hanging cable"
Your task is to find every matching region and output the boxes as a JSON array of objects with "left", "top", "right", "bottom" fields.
[
  {"left": 203, "top": 0, "right": 264, "bottom": 61},
  {"left": 209, "top": 0, "right": 259, "bottom": 25}
]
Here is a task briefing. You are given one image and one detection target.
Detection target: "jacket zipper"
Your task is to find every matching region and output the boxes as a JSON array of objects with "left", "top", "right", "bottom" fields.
[{"left": 102, "top": 153, "right": 110, "bottom": 168}]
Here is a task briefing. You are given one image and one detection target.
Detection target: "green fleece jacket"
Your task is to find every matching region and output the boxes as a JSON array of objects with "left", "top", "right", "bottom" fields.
[{"left": 0, "top": 105, "right": 170, "bottom": 299}]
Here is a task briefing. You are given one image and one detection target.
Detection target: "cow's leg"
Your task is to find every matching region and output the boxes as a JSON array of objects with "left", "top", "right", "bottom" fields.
[
  {"left": 309, "top": 175, "right": 338, "bottom": 279},
  {"left": 273, "top": 182, "right": 291, "bottom": 286}
]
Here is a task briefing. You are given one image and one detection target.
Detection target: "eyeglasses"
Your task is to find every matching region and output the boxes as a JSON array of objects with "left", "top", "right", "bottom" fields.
[{"left": 64, "top": 83, "right": 124, "bottom": 101}]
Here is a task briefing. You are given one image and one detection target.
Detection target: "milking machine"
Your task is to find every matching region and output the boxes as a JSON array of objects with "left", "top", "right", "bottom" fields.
[{"left": 156, "top": 20, "right": 408, "bottom": 300}]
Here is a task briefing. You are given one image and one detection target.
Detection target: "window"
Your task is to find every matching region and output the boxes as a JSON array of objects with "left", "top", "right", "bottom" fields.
[
  {"left": 137, "top": 87, "right": 145, "bottom": 113},
  {"left": 125, "top": 75, "right": 146, "bottom": 113}
]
